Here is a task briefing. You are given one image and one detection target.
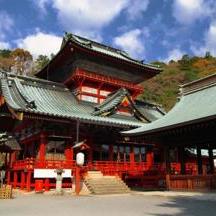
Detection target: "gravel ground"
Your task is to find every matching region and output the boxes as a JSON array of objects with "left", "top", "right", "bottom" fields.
[{"left": 0, "top": 193, "right": 216, "bottom": 216}]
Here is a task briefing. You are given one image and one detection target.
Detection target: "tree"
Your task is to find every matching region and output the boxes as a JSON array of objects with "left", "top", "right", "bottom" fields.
[
  {"left": 204, "top": 51, "right": 213, "bottom": 59},
  {"left": 178, "top": 54, "right": 192, "bottom": 70},
  {"left": 11, "top": 48, "right": 33, "bottom": 75},
  {"left": 35, "top": 55, "right": 50, "bottom": 71},
  {"left": 0, "top": 57, "right": 14, "bottom": 71},
  {"left": 50, "top": 53, "right": 55, "bottom": 59},
  {"left": 0, "top": 49, "right": 11, "bottom": 58},
  {"left": 0, "top": 49, "right": 13, "bottom": 71}
]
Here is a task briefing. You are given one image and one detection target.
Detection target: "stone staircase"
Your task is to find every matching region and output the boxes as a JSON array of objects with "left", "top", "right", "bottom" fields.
[{"left": 84, "top": 171, "right": 130, "bottom": 195}]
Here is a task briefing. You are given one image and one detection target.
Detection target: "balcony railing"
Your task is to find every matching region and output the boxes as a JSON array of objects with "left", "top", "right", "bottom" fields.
[
  {"left": 12, "top": 159, "right": 200, "bottom": 176},
  {"left": 12, "top": 159, "right": 76, "bottom": 170}
]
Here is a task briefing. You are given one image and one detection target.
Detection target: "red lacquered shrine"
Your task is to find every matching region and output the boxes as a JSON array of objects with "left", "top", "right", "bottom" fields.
[
  {"left": 124, "top": 74, "right": 216, "bottom": 190},
  {"left": 0, "top": 33, "right": 166, "bottom": 192}
]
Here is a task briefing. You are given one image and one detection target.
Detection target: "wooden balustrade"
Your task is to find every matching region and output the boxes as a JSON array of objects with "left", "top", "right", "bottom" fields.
[
  {"left": 12, "top": 159, "right": 199, "bottom": 177},
  {"left": 10, "top": 159, "right": 216, "bottom": 191},
  {"left": 13, "top": 159, "right": 75, "bottom": 170},
  {"left": 169, "top": 174, "right": 216, "bottom": 190}
]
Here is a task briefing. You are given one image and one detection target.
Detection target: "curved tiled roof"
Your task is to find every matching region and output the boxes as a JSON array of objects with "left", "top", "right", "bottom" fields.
[
  {"left": 92, "top": 88, "right": 164, "bottom": 122},
  {"left": 122, "top": 73, "right": 216, "bottom": 135},
  {"left": 0, "top": 72, "right": 144, "bottom": 128},
  {"left": 62, "top": 33, "right": 162, "bottom": 71}
]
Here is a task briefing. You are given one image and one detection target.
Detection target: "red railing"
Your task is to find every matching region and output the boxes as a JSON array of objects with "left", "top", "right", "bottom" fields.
[
  {"left": 72, "top": 68, "right": 143, "bottom": 93},
  {"left": 12, "top": 159, "right": 76, "bottom": 170},
  {"left": 12, "top": 159, "right": 199, "bottom": 176},
  {"left": 169, "top": 174, "right": 216, "bottom": 190},
  {"left": 170, "top": 162, "right": 198, "bottom": 175}
]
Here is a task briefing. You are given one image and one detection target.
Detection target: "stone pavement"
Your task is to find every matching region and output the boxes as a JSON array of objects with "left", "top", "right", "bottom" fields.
[
  {"left": 0, "top": 191, "right": 216, "bottom": 216},
  {"left": 132, "top": 190, "right": 216, "bottom": 201}
]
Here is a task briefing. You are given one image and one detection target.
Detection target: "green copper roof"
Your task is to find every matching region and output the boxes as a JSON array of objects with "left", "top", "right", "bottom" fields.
[
  {"left": 0, "top": 72, "right": 145, "bottom": 128},
  {"left": 62, "top": 32, "right": 161, "bottom": 71},
  {"left": 93, "top": 88, "right": 130, "bottom": 116},
  {"left": 93, "top": 88, "right": 164, "bottom": 122},
  {"left": 123, "top": 73, "right": 216, "bottom": 135}
]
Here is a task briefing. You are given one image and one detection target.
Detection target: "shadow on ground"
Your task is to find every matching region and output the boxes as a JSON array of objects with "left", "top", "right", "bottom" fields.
[{"left": 151, "top": 195, "right": 216, "bottom": 216}]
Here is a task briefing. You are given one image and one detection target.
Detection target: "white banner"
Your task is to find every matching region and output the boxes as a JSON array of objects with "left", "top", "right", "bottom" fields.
[{"left": 34, "top": 169, "right": 72, "bottom": 178}]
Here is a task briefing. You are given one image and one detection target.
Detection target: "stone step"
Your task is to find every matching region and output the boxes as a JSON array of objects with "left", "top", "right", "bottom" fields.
[
  {"left": 85, "top": 182, "right": 128, "bottom": 188},
  {"left": 85, "top": 183, "right": 129, "bottom": 189},
  {"left": 85, "top": 179, "right": 124, "bottom": 183},
  {"left": 84, "top": 172, "right": 130, "bottom": 195},
  {"left": 85, "top": 177, "right": 123, "bottom": 182},
  {"left": 89, "top": 186, "right": 130, "bottom": 191},
  {"left": 85, "top": 182, "right": 128, "bottom": 186},
  {"left": 91, "top": 189, "right": 130, "bottom": 194},
  {"left": 86, "top": 171, "right": 104, "bottom": 178}
]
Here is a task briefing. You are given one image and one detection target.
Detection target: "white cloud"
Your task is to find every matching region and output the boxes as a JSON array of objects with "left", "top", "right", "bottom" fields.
[
  {"left": 163, "top": 48, "right": 184, "bottom": 62},
  {"left": 33, "top": 0, "right": 150, "bottom": 41},
  {"left": 0, "top": 41, "right": 10, "bottom": 49},
  {"left": 51, "top": 0, "right": 129, "bottom": 40},
  {"left": 172, "top": 0, "right": 211, "bottom": 25},
  {"left": 126, "top": 0, "right": 149, "bottom": 20},
  {"left": 113, "top": 29, "right": 145, "bottom": 59},
  {"left": 0, "top": 11, "right": 14, "bottom": 39},
  {"left": 191, "top": 22, "right": 216, "bottom": 56},
  {"left": 34, "top": 0, "right": 50, "bottom": 14},
  {"left": 16, "top": 32, "right": 62, "bottom": 58}
]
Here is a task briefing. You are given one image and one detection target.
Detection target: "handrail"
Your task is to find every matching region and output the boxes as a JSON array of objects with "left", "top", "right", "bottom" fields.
[
  {"left": 74, "top": 69, "right": 143, "bottom": 92},
  {"left": 12, "top": 159, "right": 201, "bottom": 176}
]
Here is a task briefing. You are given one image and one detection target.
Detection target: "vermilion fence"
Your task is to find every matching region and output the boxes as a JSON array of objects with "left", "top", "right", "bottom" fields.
[
  {"left": 168, "top": 174, "right": 216, "bottom": 190},
  {"left": 12, "top": 159, "right": 199, "bottom": 175}
]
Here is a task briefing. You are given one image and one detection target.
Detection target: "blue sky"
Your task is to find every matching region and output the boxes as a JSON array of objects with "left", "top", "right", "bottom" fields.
[{"left": 0, "top": 0, "right": 216, "bottom": 63}]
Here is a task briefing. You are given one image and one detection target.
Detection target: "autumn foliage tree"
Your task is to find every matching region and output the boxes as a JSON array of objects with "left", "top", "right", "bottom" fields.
[
  {"left": 11, "top": 48, "right": 33, "bottom": 75},
  {"left": 0, "top": 49, "right": 14, "bottom": 71}
]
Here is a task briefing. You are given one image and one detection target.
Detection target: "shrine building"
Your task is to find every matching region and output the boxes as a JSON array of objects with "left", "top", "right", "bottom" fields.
[
  {"left": 0, "top": 33, "right": 215, "bottom": 193},
  {"left": 0, "top": 33, "right": 165, "bottom": 192}
]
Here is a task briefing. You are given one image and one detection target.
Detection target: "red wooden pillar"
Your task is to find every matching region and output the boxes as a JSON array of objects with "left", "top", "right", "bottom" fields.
[
  {"left": 39, "top": 133, "right": 47, "bottom": 161},
  {"left": 146, "top": 151, "right": 154, "bottom": 168},
  {"left": 26, "top": 171, "right": 31, "bottom": 192},
  {"left": 65, "top": 144, "right": 73, "bottom": 161},
  {"left": 13, "top": 171, "right": 18, "bottom": 188},
  {"left": 179, "top": 146, "right": 186, "bottom": 174},
  {"left": 71, "top": 147, "right": 74, "bottom": 161},
  {"left": 44, "top": 178, "right": 50, "bottom": 191},
  {"left": 65, "top": 143, "right": 73, "bottom": 168},
  {"left": 9, "top": 153, "right": 11, "bottom": 168},
  {"left": 164, "top": 146, "right": 171, "bottom": 190},
  {"left": 75, "top": 166, "right": 81, "bottom": 195},
  {"left": 21, "top": 171, "right": 26, "bottom": 190},
  {"left": 7, "top": 171, "right": 11, "bottom": 185},
  {"left": 109, "top": 144, "right": 113, "bottom": 161},
  {"left": 10, "top": 151, "right": 16, "bottom": 168},
  {"left": 208, "top": 148, "right": 214, "bottom": 174},
  {"left": 130, "top": 146, "right": 135, "bottom": 171},
  {"left": 164, "top": 146, "right": 171, "bottom": 174},
  {"left": 130, "top": 146, "right": 135, "bottom": 163}
]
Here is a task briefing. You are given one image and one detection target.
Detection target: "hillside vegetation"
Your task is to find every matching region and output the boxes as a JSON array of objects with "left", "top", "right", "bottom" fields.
[
  {"left": 0, "top": 49, "right": 216, "bottom": 111},
  {"left": 140, "top": 53, "right": 216, "bottom": 111}
]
